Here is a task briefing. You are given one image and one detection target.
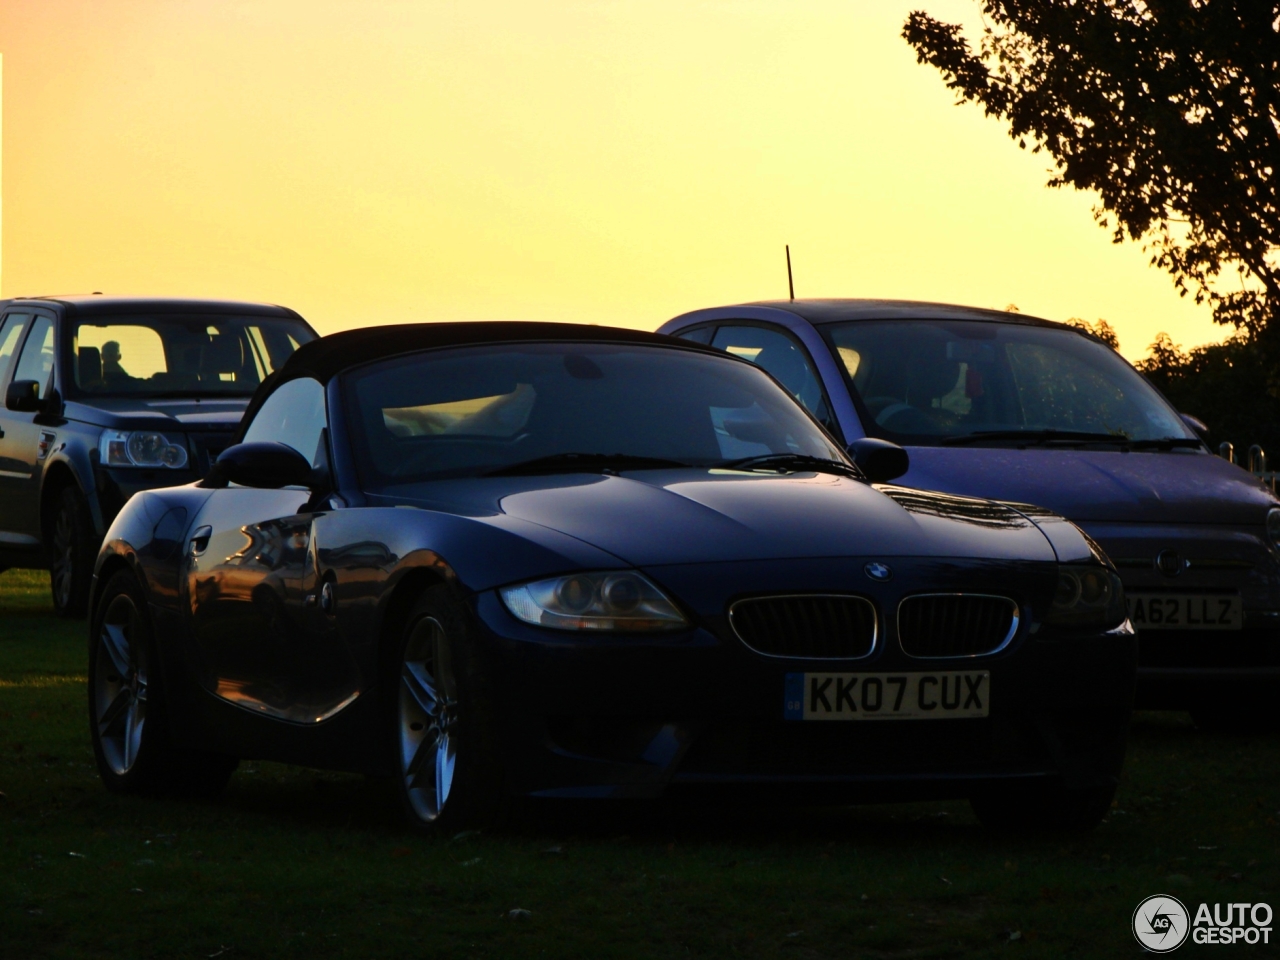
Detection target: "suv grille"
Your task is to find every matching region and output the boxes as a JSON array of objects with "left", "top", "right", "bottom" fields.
[
  {"left": 897, "top": 594, "right": 1019, "bottom": 657},
  {"left": 728, "top": 595, "right": 877, "bottom": 659}
]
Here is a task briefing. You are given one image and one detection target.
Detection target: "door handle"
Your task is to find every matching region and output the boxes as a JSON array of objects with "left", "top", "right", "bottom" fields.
[{"left": 189, "top": 526, "right": 213, "bottom": 555}]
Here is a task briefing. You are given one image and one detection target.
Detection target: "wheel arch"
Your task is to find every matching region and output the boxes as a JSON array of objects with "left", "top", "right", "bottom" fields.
[
  {"left": 39, "top": 460, "right": 86, "bottom": 546},
  {"left": 88, "top": 544, "right": 144, "bottom": 623},
  {"left": 375, "top": 565, "right": 453, "bottom": 682}
]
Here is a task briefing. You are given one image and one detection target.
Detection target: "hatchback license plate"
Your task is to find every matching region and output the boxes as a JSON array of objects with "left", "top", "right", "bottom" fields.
[
  {"left": 1126, "top": 593, "right": 1241, "bottom": 630},
  {"left": 784, "top": 671, "right": 990, "bottom": 721}
]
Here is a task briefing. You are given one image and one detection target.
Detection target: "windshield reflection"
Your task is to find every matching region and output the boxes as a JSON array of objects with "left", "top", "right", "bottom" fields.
[
  {"left": 345, "top": 343, "right": 847, "bottom": 486},
  {"left": 823, "top": 320, "right": 1195, "bottom": 447}
]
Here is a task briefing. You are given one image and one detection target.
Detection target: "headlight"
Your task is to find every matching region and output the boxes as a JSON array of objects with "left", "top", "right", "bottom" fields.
[
  {"left": 1044, "top": 564, "right": 1126, "bottom": 629},
  {"left": 500, "top": 571, "right": 688, "bottom": 632},
  {"left": 99, "top": 430, "right": 189, "bottom": 469},
  {"left": 1267, "top": 508, "right": 1280, "bottom": 549}
]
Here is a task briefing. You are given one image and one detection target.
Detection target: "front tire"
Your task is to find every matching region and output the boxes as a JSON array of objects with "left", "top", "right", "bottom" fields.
[
  {"left": 970, "top": 780, "right": 1114, "bottom": 832},
  {"left": 89, "top": 569, "right": 237, "bottom": 798},
  {"left": 50, "top": 485, "right": 94, "bottom": 619},
  {"left": 392, "top": 585, "right": 504, "bottom": 832}
]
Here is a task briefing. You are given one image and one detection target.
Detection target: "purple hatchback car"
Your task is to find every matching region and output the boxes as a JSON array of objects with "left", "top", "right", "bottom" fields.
[{"left": 661, "top": 300, "right": 1280, "bottom": 731}]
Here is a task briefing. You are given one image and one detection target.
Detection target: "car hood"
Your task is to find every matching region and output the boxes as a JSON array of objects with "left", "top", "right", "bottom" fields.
[
  {"left": 382, "top": 469, "right": 1058, "bottom": 566},
  {"left": 64, "top": 397, "right": 249, "bottom": 431},
  {"left": 900, "top": 446, "right": 1276, "bottom": 526}
]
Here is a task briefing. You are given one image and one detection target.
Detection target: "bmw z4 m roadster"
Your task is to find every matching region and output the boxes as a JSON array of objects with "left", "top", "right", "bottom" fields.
[{"left": 88, "top": 322, "right": 1136, "bottom": 831}]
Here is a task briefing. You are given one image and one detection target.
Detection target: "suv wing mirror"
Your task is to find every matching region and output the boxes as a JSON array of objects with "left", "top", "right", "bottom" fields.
[
  {"left": 1180, "top": 412, "right": 1208, "bottom": 436},
  {"left": 847, "top": 437, "right": 910, "bottom": 483},
  {"left": 5, "top": 379, "right": 41, "bottom": 412},
  {"left": 206, "top": 442, "right": 316, "bottom": 489}
]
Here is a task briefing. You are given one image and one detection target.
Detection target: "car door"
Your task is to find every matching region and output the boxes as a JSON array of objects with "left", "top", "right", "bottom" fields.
[
  {"left": 0, "top": 311, "right": 56, "bottom": 544},
  {"left": 708, "top": 324, "right": 842, "bottom": 440},
  {"left": 184, "top": 376, "right": 360, "bottom": 723}
]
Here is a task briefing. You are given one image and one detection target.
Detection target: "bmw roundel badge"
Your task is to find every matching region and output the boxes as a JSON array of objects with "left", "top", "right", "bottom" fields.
[{"left": 864, "top": 562, "right": 892, "bottom": 582}]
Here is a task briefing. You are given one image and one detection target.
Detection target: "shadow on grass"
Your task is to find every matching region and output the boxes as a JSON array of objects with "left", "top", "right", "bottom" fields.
[{"left": 0, "top": 568, "right": 55, "bottom": 615}]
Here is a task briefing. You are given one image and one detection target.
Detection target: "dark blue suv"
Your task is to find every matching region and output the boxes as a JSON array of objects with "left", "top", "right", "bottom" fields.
[{"left": 0, "top": 296, "right": 316, "bottom": 616}]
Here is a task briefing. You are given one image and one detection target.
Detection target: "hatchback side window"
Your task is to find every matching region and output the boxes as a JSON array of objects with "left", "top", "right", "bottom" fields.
[
  {"left": 243, "top": 377, "right": 328, "bottom": 469},
  {"left": 711, "top": 325, "right": 836, "bottom": 433},
  {"left": 0, "top": 314, "right": 31, "bottom": 386},
  {"left": 12, "top": 316, "right": 56, "bottom": 398}
]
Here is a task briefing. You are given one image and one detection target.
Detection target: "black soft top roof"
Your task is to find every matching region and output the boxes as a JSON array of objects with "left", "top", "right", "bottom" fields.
[
  {"left": 276, "top": 321, "right": 712, "bottom": 384},
  {"left": 12, "top": 295, "right": 306, "bottom": 321}
]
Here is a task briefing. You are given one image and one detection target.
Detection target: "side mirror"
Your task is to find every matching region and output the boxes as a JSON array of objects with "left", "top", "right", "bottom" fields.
[
  {"left": 5, "top": 379, "right": 41, "bottom": 412},
  {"left": 847, "top": 437, "right": 910, "bottom": 483},
  {"left": 1180, "top": 412, "right": 1208, "bottom": 437},
  {"left": 209, "top": 442, "right": 315, "bottom": 489}
]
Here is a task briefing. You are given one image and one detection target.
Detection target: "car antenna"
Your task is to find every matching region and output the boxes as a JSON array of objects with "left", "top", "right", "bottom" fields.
[{"left": 785, "top": 245, "right": 795, "bottom": 301}]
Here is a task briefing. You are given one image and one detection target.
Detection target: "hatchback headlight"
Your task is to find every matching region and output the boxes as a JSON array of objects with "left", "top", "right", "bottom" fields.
[
  {"left": 99, "top": 430, "right": 189, "bottom": 469},
  {"left": 500, "top": 571, "right": 688, "bottom": 632},
  {"left": 1267, "top": 508, "right": 1280, "bottom": 550},
  {"left": 1045, "top": 564, "right": 1126, "bottom": 629}
]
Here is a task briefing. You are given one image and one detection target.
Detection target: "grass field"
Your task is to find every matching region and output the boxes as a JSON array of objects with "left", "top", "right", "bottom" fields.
[{"left": 2, "top": 568, "right": 1278, "bottom": 958}]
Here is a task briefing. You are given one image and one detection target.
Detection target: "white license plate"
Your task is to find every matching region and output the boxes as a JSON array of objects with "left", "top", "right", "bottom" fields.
[
  {"left": 784, "top": 671, "right": 989, "bottom": 721},
  {"left": 1126, "top": 593, "right": 1241, "bottom": 631}
]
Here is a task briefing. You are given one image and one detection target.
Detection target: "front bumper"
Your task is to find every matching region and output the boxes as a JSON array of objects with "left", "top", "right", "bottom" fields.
[
  {"left": 1082, "top": 521, "right": 1280, "bottom": 707},
  {"left": 469, "top": 557, "right": 1136, "bottom": 802},
  {"left": 1135, "top": 625, "right": 1280, "bottom": 707}
]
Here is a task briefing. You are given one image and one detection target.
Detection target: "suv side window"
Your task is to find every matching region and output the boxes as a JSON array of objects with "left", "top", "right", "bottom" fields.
[
  {"left": 12, "top": 316, "right": 56, "bottom": 398},
  {"left": 711, "top": 324, "right": 836, "bottom": 434},
  {"left": 243, "top": 377, "right": 328, "bottom": 468},
  {"left": 0, "top": 314, "right": 31, "bottom": 385}
]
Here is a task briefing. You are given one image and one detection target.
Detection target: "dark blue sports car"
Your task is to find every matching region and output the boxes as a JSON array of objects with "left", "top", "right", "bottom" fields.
[{"left": 89, "top": 322, "right": 1135, "bottom": 831}]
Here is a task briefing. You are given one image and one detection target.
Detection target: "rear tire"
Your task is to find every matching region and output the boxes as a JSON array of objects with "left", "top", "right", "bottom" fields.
[
  {"left": 89, "top": 569, "right": 237, "bottom": 798},
  {"left": 50, "top": 485, "right": 95, "bottom": 619},
  {"left": 390, "top": 584, "right": 505, "bottom": 833},
  {"left": 970, "top": 780, "right": 1114, "bottom": 833}
]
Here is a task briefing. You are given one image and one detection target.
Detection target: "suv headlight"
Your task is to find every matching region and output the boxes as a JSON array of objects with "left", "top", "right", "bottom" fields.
[
  {"left": 100, "top": 430, "right": 190, "bottom": 469},
  {"left": 1267, "top": 507, "right": 1280, "bottom": 549},
  {"left": 500, "top": 571, "right": 688, "bottom": 632},
  {"left": 1045, "top": 564, "right": 1126, "bottom": 629}
]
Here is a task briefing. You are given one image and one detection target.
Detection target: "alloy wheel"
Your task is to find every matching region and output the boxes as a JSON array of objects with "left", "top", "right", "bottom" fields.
[
  {"left": 93, "top": 594, "right": 148, "bottom": 775},
  {"left": 398, "top": 616, "right": 458, "bottom": 822},
  {"left": 50, "top": 504, "right": 75, "bottom": 610}
]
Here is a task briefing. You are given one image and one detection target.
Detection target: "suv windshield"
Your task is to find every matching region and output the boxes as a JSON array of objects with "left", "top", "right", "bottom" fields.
[
  {"left": 823, "top": 320, "right": 1196, "bottom": 446},
  {"left": 345, "top": 342, "right": 847, "bottom": 486},
  {"left": 71, "top": 316, "right": 315, "bottom": 397}
]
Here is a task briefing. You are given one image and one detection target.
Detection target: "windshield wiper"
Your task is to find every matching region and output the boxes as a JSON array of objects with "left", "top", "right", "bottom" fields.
[
  {"left": 715, "top": 453, "right": 863, "bottom": 479},
  {"left": 940, "top": 430, "right": 1201, "bottom": 450},
  {"left": 942, "top": 430, "right": 1126, "bottom": 446},
  {"left": 482, "top": 452, "right": 694, "bottom": 477},
  {"left": 1121, "top": 437, "right": 1204, "bottom": 450}
]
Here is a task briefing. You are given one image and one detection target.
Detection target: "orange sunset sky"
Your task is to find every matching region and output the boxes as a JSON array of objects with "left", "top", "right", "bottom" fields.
[{"left": 0, "top": 0, "right": 1229, "bottom": 361}]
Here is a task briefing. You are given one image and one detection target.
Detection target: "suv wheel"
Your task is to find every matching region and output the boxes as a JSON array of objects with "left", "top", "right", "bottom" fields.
[{"left": 50, "top": 486, "right": 94, "bottom": 619}]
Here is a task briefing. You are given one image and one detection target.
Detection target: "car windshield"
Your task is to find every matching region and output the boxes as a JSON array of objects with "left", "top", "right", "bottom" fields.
[
  {"left": 344, "top": 342, "right": 847, "bottom": 485},
  {"left": 71, "top": 316, "right": 315, "bottom": 397},
  {"left": 822, "top": 320, "right": 1197, "bottom": 446}
]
